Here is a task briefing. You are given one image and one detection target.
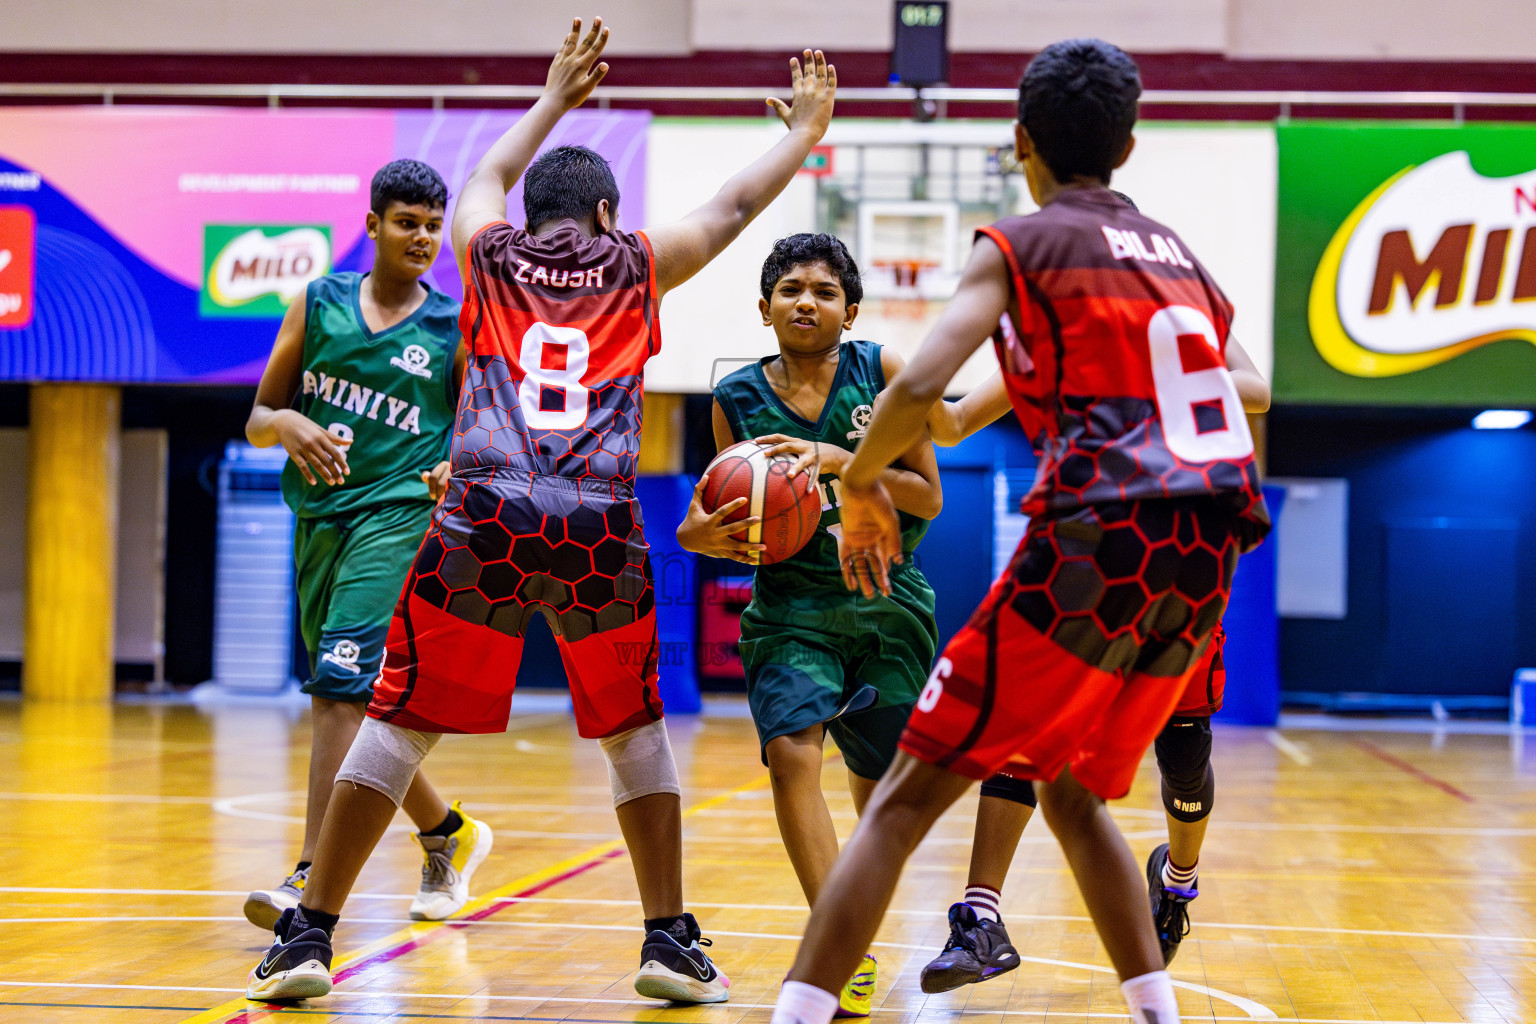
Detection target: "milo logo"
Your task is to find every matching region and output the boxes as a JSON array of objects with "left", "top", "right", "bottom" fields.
[
  {"left": 1309, "top": 152, "right": 1536, "bottom": 377},
  {"left": 201, "top": 224, "right": 331, "bottom": 317}
]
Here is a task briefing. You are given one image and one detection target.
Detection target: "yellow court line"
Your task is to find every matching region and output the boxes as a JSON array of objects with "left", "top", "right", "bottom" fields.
[{"left": 175, "top": 769, "right": 779, "bottom": 1024}]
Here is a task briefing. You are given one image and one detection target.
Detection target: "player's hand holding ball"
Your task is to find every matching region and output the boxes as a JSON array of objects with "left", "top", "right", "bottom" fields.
[
  {"left": 837, "top": 477, "right": 902, "bottom": 599},
  {"left": 753, "top": 433, "right": 851, "bottom": 480},
  {"left": 676, "top": 475, "right": 766, "bottom": 565},
  {"left": 767, "top": 49, "right": 836, "bottom": 143},
  {"left": 272, "top": 408, "right": 351, "bottom": 486},
  {"left": 681, "top": 440, "right": 822, "bottom": 565},
  {"left": 545, "top": 16, "right": 611, "bottom": 112}
]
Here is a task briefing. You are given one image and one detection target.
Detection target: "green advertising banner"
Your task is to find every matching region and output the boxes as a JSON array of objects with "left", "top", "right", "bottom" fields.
[
  {"left": 1275, "top": 122, "right": 1536, "bottom": 406},
  {"left": 200, "top": 224, "right": 331, "bottom": 318}
]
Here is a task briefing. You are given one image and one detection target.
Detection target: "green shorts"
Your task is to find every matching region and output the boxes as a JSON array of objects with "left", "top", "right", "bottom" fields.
[
  {"left": 738, "top": 567, "right": 937, "bottom": 780},
  {"left": 294, "top": 501, "right": 433, "bottom": 703}
]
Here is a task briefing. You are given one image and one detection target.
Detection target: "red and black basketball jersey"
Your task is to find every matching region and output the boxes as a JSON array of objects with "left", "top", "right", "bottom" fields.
[
  {"left": 980, "top": 188, "right": 1269, "bottom": 547},
  {"left": 455, "top": 220, "right": 659, "bottom": 489}
]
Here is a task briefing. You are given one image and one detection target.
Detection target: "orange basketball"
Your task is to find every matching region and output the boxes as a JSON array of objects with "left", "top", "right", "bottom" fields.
[{"left": 701, "top": 440, "right": 823, "bottom": 564}]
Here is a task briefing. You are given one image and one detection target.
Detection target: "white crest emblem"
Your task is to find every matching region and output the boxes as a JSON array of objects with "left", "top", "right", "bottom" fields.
[
  {"left": 847, "top": 403, "right": 874, "bottom": 440},
  {"left": 321, "top": 639, "right": 362, "bottom": 674},
  {"left": 390, "top": 343, "right": 433, "bottom": 379}
]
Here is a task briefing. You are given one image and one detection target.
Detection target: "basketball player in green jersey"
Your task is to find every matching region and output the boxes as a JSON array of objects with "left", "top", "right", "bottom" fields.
[
  {"left": 677, "top": 233, "right": 942, "bottom": 1017},
  {"left": 242, "top": 159, "right": 491, "bottom": 929}
]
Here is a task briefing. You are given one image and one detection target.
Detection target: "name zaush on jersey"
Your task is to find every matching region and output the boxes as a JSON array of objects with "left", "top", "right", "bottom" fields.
[{"left": 301, "top": 370, "right": 424, "bottom": 435}]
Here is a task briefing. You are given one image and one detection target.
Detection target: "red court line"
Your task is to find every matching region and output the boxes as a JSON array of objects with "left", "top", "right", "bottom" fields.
[
  {"left": 331, "top": 847, "right": 627, "bottom": 985},
  {"left": 1354, "top": 739, "right": 1476, "bottom": 803}
]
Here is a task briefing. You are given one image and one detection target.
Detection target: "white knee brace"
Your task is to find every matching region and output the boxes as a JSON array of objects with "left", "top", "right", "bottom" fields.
[
  {"left": 334, "top": 716, "right": 440, "bottom": 806},
  {"left": 598, "top": 719, "right": 681, "bottom": 807}
]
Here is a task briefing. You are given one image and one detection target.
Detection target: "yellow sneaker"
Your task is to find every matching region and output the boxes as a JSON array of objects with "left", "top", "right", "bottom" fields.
[
  {"left": 409, "top": 801, "right": 493, "bottom": 920},
  {"left": 835, "top": 954, "right": 877, "bottom": 1017}
]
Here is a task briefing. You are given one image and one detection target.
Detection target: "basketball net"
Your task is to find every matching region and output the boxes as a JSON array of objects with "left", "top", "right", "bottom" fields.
[{"left": 873, "top": 259, "right": 936, "bottom": 320}]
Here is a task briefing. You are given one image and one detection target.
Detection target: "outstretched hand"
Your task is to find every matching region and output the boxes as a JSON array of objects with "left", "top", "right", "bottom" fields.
[
  {"left": 545, "top": 16, "right": 611, "bottom": 111},
  {"left": 836, "top": 479, "right": 902, "bottom": 598},
  {"left": 766, "top": 49, "right": 837, "bottom": 141}
]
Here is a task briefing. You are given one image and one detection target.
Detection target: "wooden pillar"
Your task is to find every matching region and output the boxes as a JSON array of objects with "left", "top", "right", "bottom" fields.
[
  {"left": 638, "top": 391, "right": 684, "bottom": 475},
  {"left": 24, "top": 383, "right": 121, "bottom": 701}
]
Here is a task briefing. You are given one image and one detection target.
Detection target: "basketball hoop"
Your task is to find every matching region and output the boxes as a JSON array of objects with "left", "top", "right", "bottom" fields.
[{"left": 872, "top": 259, "right": 937, "bottom": 320}]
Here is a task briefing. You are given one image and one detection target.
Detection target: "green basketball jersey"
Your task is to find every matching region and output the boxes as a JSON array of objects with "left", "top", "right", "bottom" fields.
[
  {"left": 280, "top": 272, "right": 461, "bottom": 518},
  {"left": 714, "top": 339, "right": 933, "bottom": 602}
]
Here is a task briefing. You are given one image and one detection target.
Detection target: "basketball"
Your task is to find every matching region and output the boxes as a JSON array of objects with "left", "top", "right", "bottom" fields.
[{"left": 701, "top": 440, "right": 823, "bottom": 564}]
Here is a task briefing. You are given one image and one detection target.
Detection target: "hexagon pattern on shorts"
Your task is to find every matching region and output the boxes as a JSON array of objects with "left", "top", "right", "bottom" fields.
[
  {"left": 1005, "top": 496, "right": 1239, "bottom": 679},
  {"left": 410, "top": 477, "right": 654, "bottom": 644}
]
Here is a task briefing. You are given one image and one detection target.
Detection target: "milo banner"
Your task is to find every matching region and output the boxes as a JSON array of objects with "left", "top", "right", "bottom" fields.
[
  {"left": 0, "top": 107, "right": 649, "bottom": 383},
  {"left": 1275, "top": 122, "right": 1536, "bottom": 405}
]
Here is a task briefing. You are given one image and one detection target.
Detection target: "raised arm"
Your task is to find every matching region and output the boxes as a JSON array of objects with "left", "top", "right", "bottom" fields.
[
  {"left": 643, "top": 51, "right": 836, "bottom": 299},
  {"left": 1225, "top": 335, "right": 1271, "bottom": 413},
  {"left": 450, "top": 17, "right": 611, "bottom": 264},
  {"left": 247, "top": 295, "right": 351, "bottom": 486}
]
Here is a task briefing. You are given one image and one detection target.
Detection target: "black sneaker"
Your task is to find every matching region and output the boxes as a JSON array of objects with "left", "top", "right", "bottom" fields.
[
  {"left": 634, "top": 913, "right": 730, "bottom": 1003},
  {"left": 245, "top": 907, "right": 333, "bottom": 1002},
  {"left": 920, "top": 902, "right": 1021, "bottom": 994},
  {"left": 1146, "top": 843, "right": 1197, "bottom": 967}
]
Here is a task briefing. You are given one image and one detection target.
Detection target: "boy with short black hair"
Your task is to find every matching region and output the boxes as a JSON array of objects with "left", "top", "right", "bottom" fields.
[
  {"left": 678, "top": 233, "right": 941, "bottom": 1016},
  {"left": 770, "top": 39, "right": 1270, "bottom": 1024},
  {"left": 917, "top": 298, "right": 1271, "bottom": 990},
  {"left": 243, "top": 157, "right": 490, "bottom": 932},
  {"left": 244, "top": 17, "right": 839, "bottom": 1004}
]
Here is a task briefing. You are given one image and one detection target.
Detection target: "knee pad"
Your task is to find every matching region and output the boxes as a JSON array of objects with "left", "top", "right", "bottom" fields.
[
  {"left": 979, "top": 771, "right": 1038, "bottom": 808},
  {"left": 599, "top": 719, "right": 680, "bottom": 807},
  {"left": 1155, "top": 716, "right": 1214, "bottom": 823},
  {"left": 334, "top": 716, "right": 439, "bottom": 807}
]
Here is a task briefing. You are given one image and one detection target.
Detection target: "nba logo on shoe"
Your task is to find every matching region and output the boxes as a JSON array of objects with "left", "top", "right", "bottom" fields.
[
  {"left": 321, "top": 639, "right": 362, "bottom": 673},
  {"left": 0, "top": 206, "right": 35, "bottom": 329}
]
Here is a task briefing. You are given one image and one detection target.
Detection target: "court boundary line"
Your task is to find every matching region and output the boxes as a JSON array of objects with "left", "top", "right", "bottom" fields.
[
  {"left": 171, "top": 773, "right": 771, "bottom": 1024},
  {"left": 9, "top": 906, "right": 1533, "bottom": 947},
  {"left": 1353, "top": 739, "right": 1477, "bottom": 802},
  {"left": 4, "top": 981, "right": 1478, "bottom": 1023}
]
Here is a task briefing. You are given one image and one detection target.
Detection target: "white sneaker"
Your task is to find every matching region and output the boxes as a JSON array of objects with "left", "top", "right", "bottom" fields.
[
  {"left": 409, "top": 802, "right": 493, "bottom": 920},
  {"left": 243, "top": 866, "right": 308, "bottom": 931}
]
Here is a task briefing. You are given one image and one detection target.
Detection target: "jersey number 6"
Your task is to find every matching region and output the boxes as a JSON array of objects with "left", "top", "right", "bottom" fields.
[
  {"left": 1147, "top": 305, "right": 1254, "bottom": 463},
  {"left": 519, "top": 322, "right": 591, "bottom": 430}
]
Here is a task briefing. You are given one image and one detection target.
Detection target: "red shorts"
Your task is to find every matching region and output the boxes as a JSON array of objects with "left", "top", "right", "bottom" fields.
[
  {"left": 1175, "top": 620, "right": 1225, "bottom": 717},
  {"left": 900, "top": 497, "right": 1240, "bottom": 799},
  {"left": 368, "top": 473, "right": 664, "bottom": 738}
]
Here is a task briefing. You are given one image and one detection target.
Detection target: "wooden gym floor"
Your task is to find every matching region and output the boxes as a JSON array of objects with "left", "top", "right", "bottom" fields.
[{"left": 1, "top": 694, "right": 1534, "bottom": 1023}]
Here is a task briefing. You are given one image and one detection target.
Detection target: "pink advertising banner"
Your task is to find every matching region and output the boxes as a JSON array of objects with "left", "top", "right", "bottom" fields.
[{"left": 0, "top": 106, "right": 649, "bottom": 382}]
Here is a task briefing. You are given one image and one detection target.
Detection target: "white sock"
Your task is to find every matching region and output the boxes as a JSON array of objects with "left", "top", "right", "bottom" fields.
[
  {"left": 1162, "top": 857, "right": 1198, "bottom": 892},
  {"left": 964, "top": 884, "right": 1001, "bottom": 922},
  {"left": 771, "top": 980, "right": 840, "bottom": 1024},
  {"left": 1121, "top": 970, "right": 1180, "bottom": 1024}
]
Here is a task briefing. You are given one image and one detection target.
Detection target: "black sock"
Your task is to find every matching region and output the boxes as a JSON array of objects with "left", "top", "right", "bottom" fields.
[
  {"left": 291, "top": 905, "right": 339, "bottom": 939},
  {"left": 294, "top": 861, "right": 312, "bottom": 873},
  {"left": 645, "top": 913, "right": 697, "bottom": 944},
  {"left": 422, "top": 808, "right": 463, "bottom": 838}
]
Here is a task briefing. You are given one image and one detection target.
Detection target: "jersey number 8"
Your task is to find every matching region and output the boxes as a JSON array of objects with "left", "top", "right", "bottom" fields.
[
  {"left": 1147, "top": 305, "right": 1254, "bottom": 463},
  {"left": 519, "top": 322, "right": 592, "bottom": 430}
]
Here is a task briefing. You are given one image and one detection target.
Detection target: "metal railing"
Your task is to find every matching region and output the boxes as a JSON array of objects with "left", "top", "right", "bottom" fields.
[{"left": 0, "top": 82, "right": 1532, "bottom": 120}]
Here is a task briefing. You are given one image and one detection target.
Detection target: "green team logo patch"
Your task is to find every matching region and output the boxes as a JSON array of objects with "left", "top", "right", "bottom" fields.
[{"left": 201, "top": 224, "right": 331, "bottom": 317}]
